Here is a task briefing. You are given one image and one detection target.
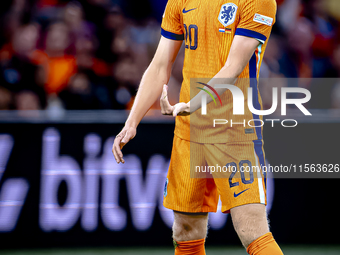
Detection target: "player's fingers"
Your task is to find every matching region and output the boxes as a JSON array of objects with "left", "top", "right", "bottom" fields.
[
  {"left": 112, "top": 141, "right": 121, "bottom": 163},
  {"left": 173, "top": 104, "right": 182, "bottom": 117},
  {"left": 160, "top": 84, "right": 168, "bottom": 100},
  {"left": 160, "top": 100, "right": 167, "bottom": 114},
  {"left": 113, "top": 140, "right": 123, "bottom": 163},
  {"left": 160, "top": 85, "right": 168, "bottom": 105},
  {"left": 112, "top": 136, "right": 121, "bottom": 162},
  {"left": 161, "top": 85, "right": 171, "bottom": 105},
  {"left": 173, "top": 103, "right": 190, "bottom": 117},
  {"left": 160, "top": 85, "right": 173, "bottom": 115},
  {"left": 113, "top": 132, "right": 125, "bottom": 163},
  {"left": 112, "top": 144, "right": 118, "bottom": 162}
]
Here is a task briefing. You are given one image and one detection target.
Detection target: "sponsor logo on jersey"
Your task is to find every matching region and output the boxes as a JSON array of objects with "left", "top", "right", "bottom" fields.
[
  {"left": 218, "top": 3, "right": 238, "bottom": 27},
  {"left": 183, "top": 8, "right": 197, "bottom": 14},
  {"left": 253, "top": 13, "right": 273, "bottom": 26}
]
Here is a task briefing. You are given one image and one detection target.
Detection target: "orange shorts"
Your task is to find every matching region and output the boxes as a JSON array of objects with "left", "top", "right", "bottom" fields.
[{"left": 163, "top": 135, "right": 267, "bottom": 213}]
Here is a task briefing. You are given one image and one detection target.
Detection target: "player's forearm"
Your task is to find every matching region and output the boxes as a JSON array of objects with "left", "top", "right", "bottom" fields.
[
  {"left": 189, "top": 63, "right": 242, "bottom": 113},
  {"left": 189, "top": 35, "right": 260, "bottom": 114},
  {"left": 125, "top": 64, "right": 171, "bottom": 128}
]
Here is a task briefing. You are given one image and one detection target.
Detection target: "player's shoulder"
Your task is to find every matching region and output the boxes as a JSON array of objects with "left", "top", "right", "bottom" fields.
[
  {"left": 168, "top": 0, "right": 189, "bottom": 10},
  {"left": 238, "top": 0, "right": 277, "bottom": 17},
  {"left": 239, "top": 0, "right": 277, "bottom": 9},
  {"left": 181, "top": 0, "right": 190, "bottom": 7}
]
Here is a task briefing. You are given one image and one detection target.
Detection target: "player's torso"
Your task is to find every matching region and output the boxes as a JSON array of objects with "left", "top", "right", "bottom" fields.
[
  {"left": 181, "top": 0, "right": 241, "bottom": 82},
  {"left": 176, "top": 0, "right": 266, "bottom": 143}
]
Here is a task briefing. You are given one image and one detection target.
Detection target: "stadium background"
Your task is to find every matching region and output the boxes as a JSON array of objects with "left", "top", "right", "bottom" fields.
[{"left": 0, "top": 0, "right": 340, "bottom": 254}]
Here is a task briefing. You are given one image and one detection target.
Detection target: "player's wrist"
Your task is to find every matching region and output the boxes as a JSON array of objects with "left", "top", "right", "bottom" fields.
[{"left": 125, "top": 120, "right": 138, "bottom": 129}]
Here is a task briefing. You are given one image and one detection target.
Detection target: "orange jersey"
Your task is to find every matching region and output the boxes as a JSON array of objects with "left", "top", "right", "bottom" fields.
[{"left": 161, "top": 0, "right": 277, "bottom": 143}]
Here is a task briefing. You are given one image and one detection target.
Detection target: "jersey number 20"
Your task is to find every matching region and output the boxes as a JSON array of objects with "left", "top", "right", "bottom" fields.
[{"left": 184, "top": 24, "right": 198, "bottom": 50}]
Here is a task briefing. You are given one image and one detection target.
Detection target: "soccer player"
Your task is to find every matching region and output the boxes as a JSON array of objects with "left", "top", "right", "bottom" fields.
[{"left": 112, "top": 0, "right": 283, "bottom": 254}]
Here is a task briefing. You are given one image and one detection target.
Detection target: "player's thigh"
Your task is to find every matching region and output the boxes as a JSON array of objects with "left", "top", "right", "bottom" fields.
[
  {"left": 164, "top": 135, "right": 218, "bottom": 213},
  {"left": 205, "top": 140, "right": 267, "bottom": 213},
  {"left": 230, "top": 203, "right": 269, "bottom": 247},
  {"left": 173, "top": 211, "right": 209, "bottom": 241}
]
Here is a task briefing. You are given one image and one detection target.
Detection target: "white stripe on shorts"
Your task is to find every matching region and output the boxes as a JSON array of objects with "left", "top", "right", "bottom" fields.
[{"left": 254, "top": 149, "right": 266, "bottom": 204}]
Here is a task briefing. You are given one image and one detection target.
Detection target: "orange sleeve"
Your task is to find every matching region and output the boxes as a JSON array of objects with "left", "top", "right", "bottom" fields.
[
  {"left": 161, "top": 0, "right": 184, "bottom": 40},
  {"left": 235, "top": 0, "right": 277, "bottom": 44}
]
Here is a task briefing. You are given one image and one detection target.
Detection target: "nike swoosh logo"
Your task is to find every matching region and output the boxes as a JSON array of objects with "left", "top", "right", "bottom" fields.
[
  {"left": 234, "top": 188, "right": 250, "bottom": 197},
  {"left": 183, "top": 8, "right": 197, "bottom": 13}
]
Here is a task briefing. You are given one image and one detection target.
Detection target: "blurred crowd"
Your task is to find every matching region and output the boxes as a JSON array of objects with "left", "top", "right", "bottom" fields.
[
  {"left": 261, "top": 0, "right": 340, "bottom": 109},
  {"left": 0, "top": 0, "right": 340, "bottom": 111}
]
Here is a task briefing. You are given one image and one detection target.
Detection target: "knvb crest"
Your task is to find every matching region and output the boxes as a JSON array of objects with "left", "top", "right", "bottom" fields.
[{"left": 218, "top": 3, "right": 238, "bottom": 27}]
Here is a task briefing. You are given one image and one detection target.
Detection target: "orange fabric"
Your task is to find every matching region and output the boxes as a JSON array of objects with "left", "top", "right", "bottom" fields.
[
  {"left": 161, "top": 0, "right": 277, "bottom": 143},
  {"left": 247, "top": 232, "right": 283, "bottom": 255},
  {"left": 175, "top": 238, "right": 206, "bottom": 255},
  {"left": 163, "top": 135, "right": 267, "bottom": 213},
  {"left": 44, "top": 56, "right": 77, "bottom": 94}
]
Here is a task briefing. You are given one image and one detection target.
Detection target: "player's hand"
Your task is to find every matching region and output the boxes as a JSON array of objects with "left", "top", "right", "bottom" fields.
[
  {"left": 160, "top": 84, "right": 190, "bottom": 117},
  {"left": 112, "top": 126, "right": 136, "bottom": 164}
]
